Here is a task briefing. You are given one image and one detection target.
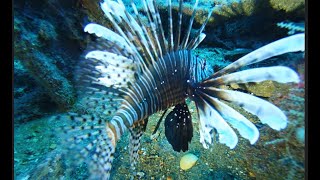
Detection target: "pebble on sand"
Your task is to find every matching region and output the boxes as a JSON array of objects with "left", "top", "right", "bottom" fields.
[{"left": 180, "top": 153, "right": 199, "bottom": 170}]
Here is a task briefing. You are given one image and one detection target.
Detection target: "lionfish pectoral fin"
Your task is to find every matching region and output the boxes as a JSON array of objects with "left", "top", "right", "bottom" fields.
[
  {"left": 193, "top": 94, "right": 239, "bottom": 149},
  {"left": 193, "top": 33, "right": 305, "bottom": 149},
  {"left": 194, "top": 91, "right": 260, "bottom": 145},
  {"left": 164, "top": 102, "right": 193, "bottom": 152},
  {"left": 193, "top": 83, "right": 289, "bottom": 149},
  {"left": 129, "top": 118, "right": 148, "bottom": 171},
  {"left": 204, "top": 87, "right": 288, "bottom": 130},
  {"left": 202, "top": 66, "right": 300, "bottom": 87},
  {"left": 211, "top": 33, "right": 305, "bottom": 78}
]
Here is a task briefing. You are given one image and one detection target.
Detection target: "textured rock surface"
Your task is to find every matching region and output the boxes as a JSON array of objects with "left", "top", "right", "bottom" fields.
[
  {"left": 14, "top": 0, "right": 89, "bottom": 120},
  {"left": 243, "top": 81, "right": 276, "bottom": 97},
  {"left": 16, "top": 51, "right": 75, "bottom": 110}
]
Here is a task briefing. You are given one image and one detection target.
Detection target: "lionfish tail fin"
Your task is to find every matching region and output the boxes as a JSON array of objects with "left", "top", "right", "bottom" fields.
[{"left": 53, "top": 113, "right": 117, "bottom": 180}]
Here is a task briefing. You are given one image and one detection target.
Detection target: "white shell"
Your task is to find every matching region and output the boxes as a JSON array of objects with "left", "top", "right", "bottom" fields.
[{"left": 180, "top": 153, "right": 199, "bottom": 170}]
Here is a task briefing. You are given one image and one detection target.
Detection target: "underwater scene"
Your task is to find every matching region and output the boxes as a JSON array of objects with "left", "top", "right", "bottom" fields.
[{"left": 14, "top": 0, "right": 305, "bottom": 179}]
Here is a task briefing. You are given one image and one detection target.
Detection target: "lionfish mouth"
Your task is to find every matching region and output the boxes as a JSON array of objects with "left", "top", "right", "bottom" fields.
[{"left": 54, "top": 0, "right": 304, "bottom": 179}]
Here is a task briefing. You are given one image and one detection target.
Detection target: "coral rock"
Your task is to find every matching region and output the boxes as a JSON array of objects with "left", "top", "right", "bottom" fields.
[{"left": 244, "top": 80, "right": 275, "bottom": 98}]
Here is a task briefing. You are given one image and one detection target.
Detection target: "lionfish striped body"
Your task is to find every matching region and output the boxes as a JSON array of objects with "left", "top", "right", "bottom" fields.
[{"left": 58, "top": 0, "right": 304, "bottom": 179}]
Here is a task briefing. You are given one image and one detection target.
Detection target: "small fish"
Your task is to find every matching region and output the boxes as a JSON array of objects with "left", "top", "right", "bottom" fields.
[{"left": 56, "top": 0, "right": 304, "bottom": 179}]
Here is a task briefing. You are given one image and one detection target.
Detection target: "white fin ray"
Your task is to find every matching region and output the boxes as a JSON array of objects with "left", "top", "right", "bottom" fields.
[
  {"left": 100, "top": 0, "right": 126, "bottom": 22},
  {"left": 174, "top": 0, "right": 183, "bottom": 51},
  {"left": 187, "top": 6, "right": 214, "bottom": 49},
  {"left": 130, "top": 1, "right": 159, "bottom": 61},
  {"left": 141, "top": 0, "right": 164, "bottom": 58},
  {"left": 212, "top": 33, "right": 305, "bottom": 78},
  {"left": 147, "top": 0, "right": 168, "bottom": 54},
  {"left": 117, "top": 6, "right": 152, "bottom": 57},
  {"left": 200, "top": 92, "right": 259, "bottom": 144},
  {"left": 106, "top": 1, "right": 152, "bottom": 60},
  {"left": 203, "top": 66, "right": 300, "bottom": 86},
  {"left": 181, "top": 0, "right": 199, "bottom": 49},
  {"left": 99, "top": 0, "right": 149, "bottom": 73},
  {"left": 85, "top": 51, "right": 136, "bottom": 88},
  {"left": 124, "top": 14, "right": 156, "bottom": 65},
  {"left": 103, "top": 2, "right": 161, "bottom": 92},
  {"left": 168, "top": 0, "right": 173, "bottom": 51},
  {"left": 84, "top": 23, "right": 133, "bottom": 55},
  {"left": 103, "top": 0, "right": 158, "bottom": 68},
  {"left": 100, "top": 1, "right": 159, "bottom": 84},
  {"left": 191, "top": 33, "right": 206, "bottom": 50},
  {"left": 196, "top": 97, "right": 238, "bottom": 149},
  {"left": 205, "top": 87, "right": 287, "bottom": 131}
]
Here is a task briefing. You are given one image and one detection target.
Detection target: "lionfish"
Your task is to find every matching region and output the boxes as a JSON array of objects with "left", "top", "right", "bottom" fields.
[{"left": 57, "top": 0, "right": 304, "bottom": 179}]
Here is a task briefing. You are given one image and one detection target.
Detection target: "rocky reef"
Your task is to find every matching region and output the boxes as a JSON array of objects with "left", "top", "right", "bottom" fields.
[{"left": 14, "top": 0, "right": 89, "bottom": 122}]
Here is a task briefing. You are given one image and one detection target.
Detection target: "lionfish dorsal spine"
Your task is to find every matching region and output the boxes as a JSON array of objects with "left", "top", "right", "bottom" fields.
[
  {"left": 180, "top": 0, "right": 199, "bottom": 49},
  {"left": 168, "top": 0, "right": 174, "bottom": 51},
  {"left": 174, "top": 0, "right": 183, "bottom": 51},
  {"left": 131, "top": 1, "right": 161, "bottom": 62},
  {"left": 187, "top": 8, "right": 214, "bottom": 49}
]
